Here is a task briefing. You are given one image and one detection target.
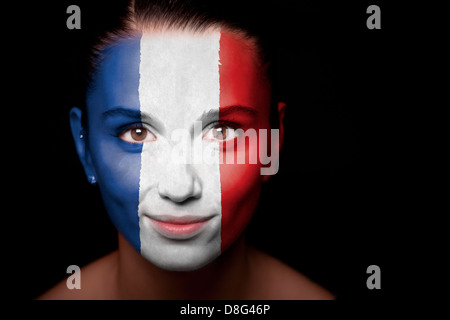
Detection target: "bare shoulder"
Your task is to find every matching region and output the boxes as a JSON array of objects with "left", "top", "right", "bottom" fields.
[
  {"left": 247, "top": 247, "right": 335, "bottom": 300},
  {"left": 37, "top": 251, "right": 119, "bottom": 300}
]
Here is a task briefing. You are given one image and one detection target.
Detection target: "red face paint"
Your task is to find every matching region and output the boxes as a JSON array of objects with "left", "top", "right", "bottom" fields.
[{"left": 218, "top": 32, "right": 273, "bottom": 252}]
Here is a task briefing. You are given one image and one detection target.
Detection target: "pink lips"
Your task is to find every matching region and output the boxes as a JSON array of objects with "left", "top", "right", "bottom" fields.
[{"left": 146, "top": 215, "right": 212, "bottom": 239}]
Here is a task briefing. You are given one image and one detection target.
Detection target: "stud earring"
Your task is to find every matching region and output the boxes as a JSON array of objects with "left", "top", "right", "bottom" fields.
[
  {"left": 89, "top": 175, "right": 97, "bottom": 185},
  {"left": 80, "top": 129, "right": 86, "bottom": 140}
]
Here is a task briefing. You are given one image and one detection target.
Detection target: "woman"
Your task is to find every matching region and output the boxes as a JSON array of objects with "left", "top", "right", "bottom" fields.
[{"left": 39, "top": 0, "right": 334, "bottom": 299}]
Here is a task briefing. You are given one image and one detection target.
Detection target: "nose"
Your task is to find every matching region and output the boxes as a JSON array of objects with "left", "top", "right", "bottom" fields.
[{"left": 157, "top": 162, "right": 202, "bottom": 203}]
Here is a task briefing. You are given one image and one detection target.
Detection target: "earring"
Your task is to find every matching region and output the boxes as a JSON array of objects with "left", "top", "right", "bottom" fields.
[
  {"left": 89, "top": 175, "right": 97, "bottom": 185},
  {"left": 80, "top": 129, "right": 86, "bottom": 140}
]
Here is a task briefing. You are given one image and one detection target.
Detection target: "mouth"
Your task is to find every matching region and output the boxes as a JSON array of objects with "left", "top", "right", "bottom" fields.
[{"left": 144, "top": 214, "right": 215, "bottom": 240}]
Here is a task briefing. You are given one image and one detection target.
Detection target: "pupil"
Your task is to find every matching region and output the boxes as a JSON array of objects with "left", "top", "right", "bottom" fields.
[
  {"left": 132, "top": 127, "right": 147, "bottom": 140},
  {"left": 214, "top": 127, "right": 227, "bottom": 139}
]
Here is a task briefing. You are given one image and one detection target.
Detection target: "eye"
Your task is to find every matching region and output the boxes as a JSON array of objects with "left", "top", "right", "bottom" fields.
[
  {"left": 203, "top": 124, "right": 239, "bottom": 142},
  {"left": 119, "top": 124, "right": 157, "bottom": 143}
]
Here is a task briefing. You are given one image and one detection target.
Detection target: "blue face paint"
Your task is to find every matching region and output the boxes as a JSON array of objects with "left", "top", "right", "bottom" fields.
[{"left": 85, "top": 37, "right": 142, "bottom": 252}]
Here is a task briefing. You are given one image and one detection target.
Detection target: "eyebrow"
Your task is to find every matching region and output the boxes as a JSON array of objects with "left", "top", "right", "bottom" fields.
[
  {"left": 102, "top": 105, "right": 258, "bottom": 134},
  {"left": 102, "top": 107, "right": 164, "bottom": 131},
  {"left": 198, "top": 105, "right": 258, "bottom": 123},
  {"left": 102, "top": 107, "right": 140, "bottom": 120}
]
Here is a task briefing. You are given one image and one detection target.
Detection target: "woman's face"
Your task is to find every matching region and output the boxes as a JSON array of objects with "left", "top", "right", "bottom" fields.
[{"left": 73, "top": 29, "right": 282, "bottom": 271}]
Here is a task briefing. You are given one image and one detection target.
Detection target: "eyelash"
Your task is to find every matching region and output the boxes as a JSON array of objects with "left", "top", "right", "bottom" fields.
[
  {"left": 205, "top": 120, "right": 239, "bottom": 131},
  {"left": 113, "top": 123, "right": 143, "bottom": 137},
  {"left": 115, "top": 121, "right": 241, "bottom": 143}
]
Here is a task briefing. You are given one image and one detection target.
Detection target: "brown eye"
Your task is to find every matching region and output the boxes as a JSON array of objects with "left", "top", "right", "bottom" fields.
[
  {"left": 212, "top": 126, "right": 227, "bottom": 140},
  {"left": 120, "top": 125, "right": 156, "bottom": 143},
  {"left": 131, "top": 127, "right": 147, "bottom": 141},
  {"left": 203, "top": 124, "right": 238, "bottom": 142}
]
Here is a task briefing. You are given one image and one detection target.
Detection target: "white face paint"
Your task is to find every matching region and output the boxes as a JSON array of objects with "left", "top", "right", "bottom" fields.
[{"left": 137, "top": 30, "right": 222, "bottom": 271}]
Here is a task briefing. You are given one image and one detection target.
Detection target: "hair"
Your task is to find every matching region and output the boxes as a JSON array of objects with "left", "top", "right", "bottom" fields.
[{"left": 75, "top": 0, "right": 279, "bottom": 128}]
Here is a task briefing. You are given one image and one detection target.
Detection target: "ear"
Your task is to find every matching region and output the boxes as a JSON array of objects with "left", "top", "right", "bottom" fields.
[
  {"left": 261, "top": 102, "right": 287, "bottom": 182},
  {"left": 69, "top": 107, "right": 97, "bottom": 183}
]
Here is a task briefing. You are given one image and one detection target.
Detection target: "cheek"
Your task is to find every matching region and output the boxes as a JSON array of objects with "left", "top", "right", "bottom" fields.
[
  {"left": 219, "top": 161, "right": 262, "bottom": 252},
  {"left": 90, "top": 137, "right": 142, "bottom": 251}
]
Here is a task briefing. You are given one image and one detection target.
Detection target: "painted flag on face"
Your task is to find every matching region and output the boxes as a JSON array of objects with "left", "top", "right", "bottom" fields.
[
  {"left": 104, "top": 29, "right": 269, "bottom": 271},
  {"left": 137, "top": 30, "right": 222, "bottom": 271}
]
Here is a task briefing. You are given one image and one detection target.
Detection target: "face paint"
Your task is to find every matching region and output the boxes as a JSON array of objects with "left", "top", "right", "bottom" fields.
[
  {"left": 137, "top": 30, "right": 222, "bottom": 271},
  {"left": 85, "top": 29, "right": 273, "bottom": 271},
  {"left": 86, "top": 38, "right": 143, "bottom": 251},
  {"left": 217, "top": 33, "right": 272, "bottom": 253}
]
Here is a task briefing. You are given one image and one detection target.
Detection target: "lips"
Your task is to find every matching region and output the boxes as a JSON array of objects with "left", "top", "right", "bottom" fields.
[{"left": 144, "top": 215, "right": 214, "bottom": 240}]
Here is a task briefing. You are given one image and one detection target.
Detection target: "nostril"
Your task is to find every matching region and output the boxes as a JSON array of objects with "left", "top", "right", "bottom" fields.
[
  {"left": 157, "top": 166, "right": 202, "bottom": 204},
  {"left": 158, "top": 187, "right": 202, "bottom": 205},
  {"left": 160, "top": 191, "right": 194, "bottom": 204}
]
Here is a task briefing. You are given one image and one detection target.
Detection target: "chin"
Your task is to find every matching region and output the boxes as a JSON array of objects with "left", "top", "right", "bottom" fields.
[{"left": 141, "top": 245, "right": 221, "bottom": 272}]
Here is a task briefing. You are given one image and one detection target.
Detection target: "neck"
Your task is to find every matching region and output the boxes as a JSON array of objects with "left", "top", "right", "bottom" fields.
[{"left": 115, "top": 233, "right": 251, "bottom": 299}]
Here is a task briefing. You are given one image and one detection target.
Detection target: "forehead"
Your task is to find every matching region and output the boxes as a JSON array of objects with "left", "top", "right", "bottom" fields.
[{"left": 89, "top": 30, "right": 270, "bottom": 121}]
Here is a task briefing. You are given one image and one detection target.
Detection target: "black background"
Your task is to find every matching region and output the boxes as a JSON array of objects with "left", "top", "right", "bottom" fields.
[{"left": 24, "top": 0, "right": 404, "bottom": 301}]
